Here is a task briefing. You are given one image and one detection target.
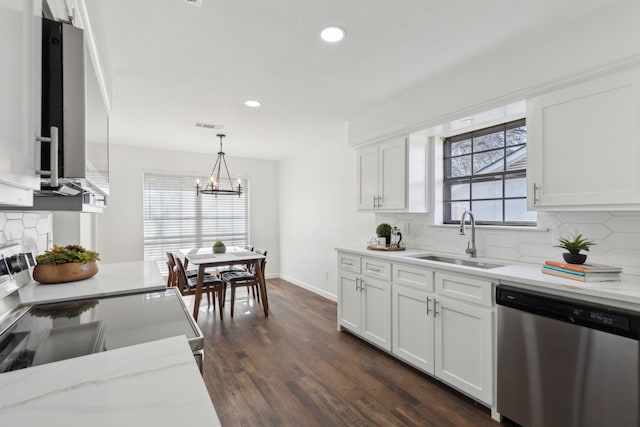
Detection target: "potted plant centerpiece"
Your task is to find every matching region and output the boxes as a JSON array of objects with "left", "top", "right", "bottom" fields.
[
  {"left": 556, "top": 233, "right": 595, "bottom": 264},
  {"left": 213, "top": 239, "right": 226, "bottom": 253},
  {"left": 33, "top": 245, "right": 100, "bottom": 284},
  {"left": 376, "top": 223, "right": 392, "bottom": 247}
]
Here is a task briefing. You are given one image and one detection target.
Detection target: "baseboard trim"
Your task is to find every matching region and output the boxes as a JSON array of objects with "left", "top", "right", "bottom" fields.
[{"left": 278, "top": 274, "right": 337, "bottom": 302}]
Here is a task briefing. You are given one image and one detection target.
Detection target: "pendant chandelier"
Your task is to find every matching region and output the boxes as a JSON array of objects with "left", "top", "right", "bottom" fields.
[{"left": 195, "top": 133, "right": 242, "bottom": 197}]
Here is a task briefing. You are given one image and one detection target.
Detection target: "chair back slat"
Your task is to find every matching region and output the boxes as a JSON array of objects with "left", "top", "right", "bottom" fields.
[
  {"left": 174, "top": 257, "right": 190, "bottom": 292},
  {"left": 166, "top": 252, "right": 177, "bottom": 287}
]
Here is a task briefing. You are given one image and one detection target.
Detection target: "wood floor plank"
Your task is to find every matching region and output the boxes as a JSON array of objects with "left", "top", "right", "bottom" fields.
[{"left": 196, "top": 278, "right": 500, "bottom": 426}]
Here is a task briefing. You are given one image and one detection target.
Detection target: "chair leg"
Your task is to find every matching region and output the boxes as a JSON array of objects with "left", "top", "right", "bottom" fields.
[
  {"left": 230, "top": 285, "right": 236, "bottom": 317},
  {"left": 207, "top": 291, "right": 211, "bottom": 307},
  {"left": 217, "top": 287, "right": 224, "bottom": 321}
]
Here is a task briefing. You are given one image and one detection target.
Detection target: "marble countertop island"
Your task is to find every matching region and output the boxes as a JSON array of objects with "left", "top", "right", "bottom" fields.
[
  {"left": 18, "top": 261, "right": 166, "bottom": 305},
  {"left": 0, "top": 335, "right": 221, "bottom": 426}
]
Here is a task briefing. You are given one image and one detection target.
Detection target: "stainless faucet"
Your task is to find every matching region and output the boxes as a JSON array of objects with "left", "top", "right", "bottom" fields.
[{"left": 459, "top": 210, "right": 477, "bottom": 258}]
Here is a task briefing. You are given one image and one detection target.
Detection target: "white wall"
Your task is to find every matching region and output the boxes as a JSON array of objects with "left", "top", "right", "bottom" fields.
[
  {"left": 349, "top": 0, "right": 640, "bottom": 146},
  {"left": 96, "top": 144, "right": 279, "bottom": 276},
  {"left": 278, "top": 131, "right": 374, "bottom": 300}
]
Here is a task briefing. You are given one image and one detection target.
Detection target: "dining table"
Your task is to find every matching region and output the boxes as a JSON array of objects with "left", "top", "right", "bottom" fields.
[{"left": 179, "top": 247, "right": 268, "bottom": 321}]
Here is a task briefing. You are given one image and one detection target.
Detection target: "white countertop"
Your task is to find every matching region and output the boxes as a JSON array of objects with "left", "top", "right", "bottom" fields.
[
  {"left": 337, "top": 247, "right": 640, "bottom": 310},
  {"left": 18, "top": 261, "right": 166, "bottom": 305},
  {"left": 0, "top": 335, "right": 221, "bottom": 426}
]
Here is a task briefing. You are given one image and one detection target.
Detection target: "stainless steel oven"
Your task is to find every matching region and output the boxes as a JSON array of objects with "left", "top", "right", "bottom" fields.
[{"left": 0, "top": 245, "right": 204, "bottom": 373}]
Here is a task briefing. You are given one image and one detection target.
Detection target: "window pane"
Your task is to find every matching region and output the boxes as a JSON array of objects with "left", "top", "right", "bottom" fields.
[
  {"left": 505, "top": 199, "right": 536, "bottom": 223},
  {"left": 505, "top": 146, "right": 526, "bottom": 172},
  {"left": 446, "top": 201, "right": 470, "bottom": 221},
  {"left": 505, "top": 176, "right": 527, "bottom": 197},
  {"left": 472, "top": 200, "right": 502, "bottom": 222},
  {"left": 474, "top": 131, "right": 504, "bottom": 152},
  {"left": 473, "top": 149, "right": 504, "bottom": 174},
  {"left": 472, "top": 178, "right": 502, "bottom": 199},
  {"left": 506, "top": 125, "right": 527, "bottom": 146},
  {"left": 446, "top": 181, "right": 470, "bottom": 200},
  {"left": 448, "top": 155, "right": 471, "bottom": 177},
  {"left": 450, "top": 139, "right": 472, "bottom": 156}
]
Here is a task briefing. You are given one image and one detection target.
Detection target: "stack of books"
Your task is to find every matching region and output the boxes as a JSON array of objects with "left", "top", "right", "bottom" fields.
[{"left": 541, "top": 260, "right": 622, "bottom": 282}]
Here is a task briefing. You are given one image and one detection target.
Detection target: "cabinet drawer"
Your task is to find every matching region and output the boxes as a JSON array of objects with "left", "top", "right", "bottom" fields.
[
  {"left": 435, "top": 272, "right": 493, "bottom": 307},
  {"left": 338, "top": 253, "right": 361, "bottom": 274},
  {"left": 393, "top": 263, "right": 434, "bottom": 292},
  {"left": 362, "top": 257, "right": 391, "bottom": 281}
]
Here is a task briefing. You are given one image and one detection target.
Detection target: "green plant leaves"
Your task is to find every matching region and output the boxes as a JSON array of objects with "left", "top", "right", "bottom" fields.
[{"left": 36, "top": 245, "right": 101, "bottom": 265}]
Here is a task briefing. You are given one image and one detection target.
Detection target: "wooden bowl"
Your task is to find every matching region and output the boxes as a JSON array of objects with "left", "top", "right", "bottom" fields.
[{"left": 33, "top": 262, "right": 99, "bottom": 284}]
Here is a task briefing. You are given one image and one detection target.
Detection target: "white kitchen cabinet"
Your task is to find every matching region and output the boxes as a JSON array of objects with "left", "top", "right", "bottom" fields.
[
  {"left": 357, "top": 136, "right": 406, "bottom": 210},
  {"left": 434, "top": 295, "right": 493, "bottom": 405},
  {"left": 527, "top": 66, "right": 640, "bottom": 210},
  {"left": 337, "top": 254, "right": 392, "bottom": 351},
  {"left": 0, "top": 0, "right": 42, "bottom": 206},
  {"left": 392, "top": 284, "right": 434, "bottom": 373}
]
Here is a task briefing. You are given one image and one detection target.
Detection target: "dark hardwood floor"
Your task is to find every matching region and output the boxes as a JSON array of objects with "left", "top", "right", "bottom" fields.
[{"left": 186, "top": 278, "right": 501, "bottom": 427}]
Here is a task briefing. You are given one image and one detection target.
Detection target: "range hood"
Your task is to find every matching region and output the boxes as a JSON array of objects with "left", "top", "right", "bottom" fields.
[{"left": 35, "top": 18, "right": 109, "bottom": 212}]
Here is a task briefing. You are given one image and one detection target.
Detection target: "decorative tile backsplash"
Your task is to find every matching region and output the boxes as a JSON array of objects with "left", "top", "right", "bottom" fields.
[
  {"left": 0, "top": 211, "right": 52, "bottom": 255},
  {"left": 376, "top": 211, "right": 640, "bottom": 277}
]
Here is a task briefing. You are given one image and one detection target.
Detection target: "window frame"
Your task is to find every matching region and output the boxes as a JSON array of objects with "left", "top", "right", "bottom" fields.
[{"left": 442, "top": 118, "right": 534, "bottom": 226}]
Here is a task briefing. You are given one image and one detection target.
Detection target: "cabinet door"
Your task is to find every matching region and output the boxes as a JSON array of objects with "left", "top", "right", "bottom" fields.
[
  {"left": 392, "top": 284, "right": 434, "bottom": 373},
  {"left": 527, "top": 67, "right": 640, "bottom": 210},
  {"left": 0, "top": 0, "right": 41, "bottom": 204},
  {"left": 357, "top": 145, "right": 379, "bottom": 210},
  {"left": 378, "top": 137, "right": 406, "bottom": 210},
  {"left": 338, "top": 272, "right": 361, "bottom": 333},
  {"left": 361, "top": 276, "right": 391, "bottom": 351},
  {"left": 434, "top": 297, "right": 493, "bottom": 405}
]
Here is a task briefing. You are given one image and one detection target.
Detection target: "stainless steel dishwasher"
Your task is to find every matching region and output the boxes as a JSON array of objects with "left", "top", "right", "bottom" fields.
[{"left": 496, "top": 284, "right": 639, "bottom": 427}]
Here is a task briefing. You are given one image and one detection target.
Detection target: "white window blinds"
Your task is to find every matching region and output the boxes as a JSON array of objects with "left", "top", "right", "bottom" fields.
[{"left": 143, "top": 173, "right": 249, "bottom": 273}]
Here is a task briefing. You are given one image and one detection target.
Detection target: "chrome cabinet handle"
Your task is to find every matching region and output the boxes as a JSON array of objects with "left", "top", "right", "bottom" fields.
[
  {"left": 36, "top": 126, "right": 59, "bottom": 187},
  {"left": 368, "top": 267, "right": 381, "bottom": 273},
  {"left": 533, "top": 182, "right": 540, "bottom": 205},
  {"left": 355, "top": 277, "right": 360, "bottom": 291},
  {"left": 342, "top": 261, "right": 353, "bottom": 266},
  {"left": 373, "top": 195, "right": 377, "bottom": 208},
  {"left": 377, "top": 196, "right": 383, "bottom": 208},
  {"left": 426, "top": 296, "right": 431, "bottom": 316},
  {"left": 434, "top": 299, "right": 440, "bottom": 317}
]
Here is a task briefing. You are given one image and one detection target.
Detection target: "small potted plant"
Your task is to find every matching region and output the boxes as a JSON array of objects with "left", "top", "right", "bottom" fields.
[
  {"left": 213, "top": 239, "right": 226, "bottom": 254},
  {"left": 376, "top": 223, "right": 392, "bottom": 247},
  {"left": 33, "top": 244, "right": 101, "bottom": 284},
  {"left": 556, "top": 233, "right": 595, "bottom": 264}
]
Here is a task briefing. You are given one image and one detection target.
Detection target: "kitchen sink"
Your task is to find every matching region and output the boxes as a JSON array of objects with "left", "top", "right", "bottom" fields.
[{"left": 409, "top": 254, "right": 502, "bottom": 269}]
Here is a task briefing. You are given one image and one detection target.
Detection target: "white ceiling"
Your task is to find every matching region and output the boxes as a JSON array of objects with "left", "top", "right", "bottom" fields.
[{"left": 93, "top": 0, "right": 615, "bottom": 160}]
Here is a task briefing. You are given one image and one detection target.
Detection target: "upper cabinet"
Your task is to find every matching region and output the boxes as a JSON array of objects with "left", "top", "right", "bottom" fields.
[
  {"left": 0, "top": 0, "right": 42, "bottom": 206},
  {"left": 527, "top": 67, "right": 640, "bottom": 210},
  {"left": 357, "top": 133, "right": 429, "bottom": 212}
]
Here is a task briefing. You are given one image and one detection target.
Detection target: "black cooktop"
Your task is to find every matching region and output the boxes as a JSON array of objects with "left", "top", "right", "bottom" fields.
[{"left": 0, "top": 288, "right": 202, "bottom": 373}]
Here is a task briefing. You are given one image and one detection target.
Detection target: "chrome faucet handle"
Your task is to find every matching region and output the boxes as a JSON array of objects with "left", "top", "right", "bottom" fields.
[{"left": 465, "top": 241, "right": 477, "bottom": 257}]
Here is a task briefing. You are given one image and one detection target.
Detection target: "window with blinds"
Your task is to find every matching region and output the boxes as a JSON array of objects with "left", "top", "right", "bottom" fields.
[{"left": 143, "top": 173, "right": 249, "bottom": 273}]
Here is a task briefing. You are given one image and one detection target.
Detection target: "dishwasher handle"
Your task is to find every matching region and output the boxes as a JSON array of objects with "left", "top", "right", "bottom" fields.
[{"left": 496, "top": 284, "right": 640, "bottom": 340}]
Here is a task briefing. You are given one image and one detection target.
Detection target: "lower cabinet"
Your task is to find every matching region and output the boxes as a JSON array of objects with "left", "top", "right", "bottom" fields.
[
  {"left": 434, "top": 296, "right": 493, "bottom": 405},
  {"left": 338, "top": 263, "right": 391, "bottom": 351},
  {"left": 338, "top": 254, "right": 495, "bottom": 407}
]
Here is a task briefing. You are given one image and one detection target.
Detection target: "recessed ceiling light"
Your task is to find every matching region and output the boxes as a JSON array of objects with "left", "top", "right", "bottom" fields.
[
  {"left": 244, "top": 99, "right": 261, "bottom": 108},
  {"left": 320, "top": 26, "right": 345, "bottom": 43}
]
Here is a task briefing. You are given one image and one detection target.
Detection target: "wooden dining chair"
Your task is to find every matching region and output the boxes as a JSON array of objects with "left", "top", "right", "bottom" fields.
[
  {"left": 220, "top": 248, "right": 267, "bottom": 317},
  {"left": 174, "top": 257, "right": 225, "bottom": 320}
]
